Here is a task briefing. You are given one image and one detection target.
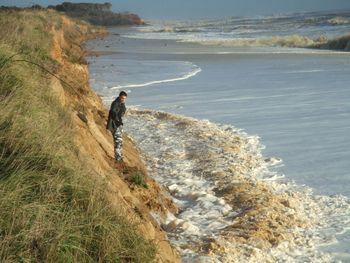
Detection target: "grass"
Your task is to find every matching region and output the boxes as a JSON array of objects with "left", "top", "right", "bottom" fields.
[
  {"left": 129, "top": 173, "right": 148, "bottom": 189},
  {"left": 0, "top": 9, "right": 156, "bottom": 262}
]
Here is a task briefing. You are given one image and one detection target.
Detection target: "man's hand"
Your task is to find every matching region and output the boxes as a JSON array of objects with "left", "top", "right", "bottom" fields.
[{"left": 115, "top": 120, "right": 123, "bottom": 126}]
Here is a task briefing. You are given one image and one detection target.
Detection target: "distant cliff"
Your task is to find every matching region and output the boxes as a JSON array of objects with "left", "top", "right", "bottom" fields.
[{"left": 48, "top": 2, "right": 145, "bottom": 26}]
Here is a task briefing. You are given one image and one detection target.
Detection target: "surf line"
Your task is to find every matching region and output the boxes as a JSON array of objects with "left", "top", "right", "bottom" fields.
[{"left": 111, "top": 66, "right": 202, "bottom": 90}]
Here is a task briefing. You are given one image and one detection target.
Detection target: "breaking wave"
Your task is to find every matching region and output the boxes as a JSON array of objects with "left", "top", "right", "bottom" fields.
[
  {"left": 179, "top": 34, "right": 323, "bottom": 48},
  {"left": 312, "top": 34, "right": 350, "bottom": 51},
  {"left": 178, "top": 33, "right": 350, "bottom": 51},
  {"left": 124, "top": 108, "right": 350, "bottom": 262},
  {"left": 139, "top": 26, "right": 204, "bottom": 33},
  {"left": 110, "top": 64, "right": 201, "bottom": 90},
  {"left": 326, "top": 17, "right": 350, "bottom": 25},
  {"left": 130, "top": 11, "right": 350, "bottom": 51}
]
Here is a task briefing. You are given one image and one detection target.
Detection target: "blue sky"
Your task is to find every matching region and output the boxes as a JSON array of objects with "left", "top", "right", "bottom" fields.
[{"left": 1, "top": 0, "right": 350, "bottom": 19}]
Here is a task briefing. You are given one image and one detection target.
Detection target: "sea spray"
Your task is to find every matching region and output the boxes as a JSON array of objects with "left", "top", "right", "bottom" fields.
[{"left": 124, "top": 108, "right": 350, "bottom": 262}]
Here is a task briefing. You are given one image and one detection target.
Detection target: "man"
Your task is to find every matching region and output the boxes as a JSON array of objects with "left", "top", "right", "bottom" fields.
[{"left": 106, "top": 91, "right": 127, "bottom": 161}]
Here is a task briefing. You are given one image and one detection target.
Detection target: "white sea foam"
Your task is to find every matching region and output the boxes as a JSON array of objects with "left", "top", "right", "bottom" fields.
[
  {"left": 178, "top": 35, "right": 325, "bottom": 48},
  {"left": 123, "top": 108, "right": 350, "bottom": 262},
  {"left": 122, "top": 11, "right": 350, "bottom": 52},
  {"left": 123, "top": 31, "right": 350, "bottom": 54},
  {"left": 138, "top": 25, "right": 204, "bottom": 33},
  {"left": 110, "top": 65, "right": 201, "bottom": 90},
  {"left": 327, "top": 17, "right": 350, "bottom": 25}
]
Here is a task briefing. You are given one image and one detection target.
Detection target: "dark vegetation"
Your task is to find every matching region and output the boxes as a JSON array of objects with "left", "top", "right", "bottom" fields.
[
  {"left": 1, "top": 2, "right": 145, "bottom": 26},
  {"left": 49, "top": 2, "right": 145, "bottom": 26}
]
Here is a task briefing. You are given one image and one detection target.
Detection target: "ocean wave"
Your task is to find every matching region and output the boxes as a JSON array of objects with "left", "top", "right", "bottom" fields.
[
  {"left": 110, "top": 64, "right": 201, "bottom": 90},
  {"left": 124, "top": 108, "right": 350, "bottom": 262},
  {"left": 178, "top": 33, "right": 350, "bottom": 51},
  {"left": 179, "top": 34, "right": 326, "bottom": 48},
  {"left": 327, "top": 17, "right": 350, "bottom": 26},
  {"left": 139, "top": 26, "right": 204, "bottom": 33},
  {"left": 312, "top": 34, "right": 350, "bottom": 51}
]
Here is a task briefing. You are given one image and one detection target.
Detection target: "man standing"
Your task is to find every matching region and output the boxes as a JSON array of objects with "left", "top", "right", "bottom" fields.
[{"left": 106, "top": 91, "right": 127, "bottom": 161}]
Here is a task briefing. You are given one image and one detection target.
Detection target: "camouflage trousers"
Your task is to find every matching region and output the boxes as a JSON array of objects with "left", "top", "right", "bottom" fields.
[{"left": 113, "top": 126, "right": 123, "bottom": 161}]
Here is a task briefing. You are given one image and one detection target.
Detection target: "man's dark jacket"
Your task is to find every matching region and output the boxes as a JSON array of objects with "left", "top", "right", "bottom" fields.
[{"left": 106, "top": 97, "right": 126, "bottom": 132}]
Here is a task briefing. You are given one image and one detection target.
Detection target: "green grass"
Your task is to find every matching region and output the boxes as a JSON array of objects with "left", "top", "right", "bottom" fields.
[
  {"left": 129, "top": 173, "right": 148, "bottom": 189},
  {"left": 0, "top": 9, "right": 156, "bottom": 262}
]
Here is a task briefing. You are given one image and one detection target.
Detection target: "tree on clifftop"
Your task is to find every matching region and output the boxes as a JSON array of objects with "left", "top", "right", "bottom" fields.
[{"left": 48, "top": 2, "right": 144, "bottom": 26}]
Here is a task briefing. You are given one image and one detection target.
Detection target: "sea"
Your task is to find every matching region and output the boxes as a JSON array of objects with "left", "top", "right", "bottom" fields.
[{"left": 86, "top": 10, "right": 350, "bottom": 262}]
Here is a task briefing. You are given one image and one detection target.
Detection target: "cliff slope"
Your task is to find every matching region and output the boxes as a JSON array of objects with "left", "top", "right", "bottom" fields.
[{"left": 0, "top": 8, "right": 178, "bottom": 262}]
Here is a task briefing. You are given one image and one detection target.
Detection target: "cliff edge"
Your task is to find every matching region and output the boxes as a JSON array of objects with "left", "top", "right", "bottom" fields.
[
  {"left": 0, "top": 8, "right": 179, "bottom": 262},
  {"left": 50, "top": 12, "right": 179, "bottom": 262}
]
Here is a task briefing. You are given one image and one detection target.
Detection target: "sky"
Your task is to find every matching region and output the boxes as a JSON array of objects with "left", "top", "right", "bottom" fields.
[{"left": 1, "top": 0, "right": 350, "bottom": 20}]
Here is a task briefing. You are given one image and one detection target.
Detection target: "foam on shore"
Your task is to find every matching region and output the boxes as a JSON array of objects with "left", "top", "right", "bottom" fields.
[
  {"left": 111, "top": 65, "right": 201, "bottom": 89},
  {"left": 124, "top": 108, "right": 350, "bottom": 262}
]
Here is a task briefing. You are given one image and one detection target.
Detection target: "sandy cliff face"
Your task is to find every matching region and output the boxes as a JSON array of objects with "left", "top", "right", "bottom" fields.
[{"left": 49, "top": 12, "right": 180, "bottom": 263}]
